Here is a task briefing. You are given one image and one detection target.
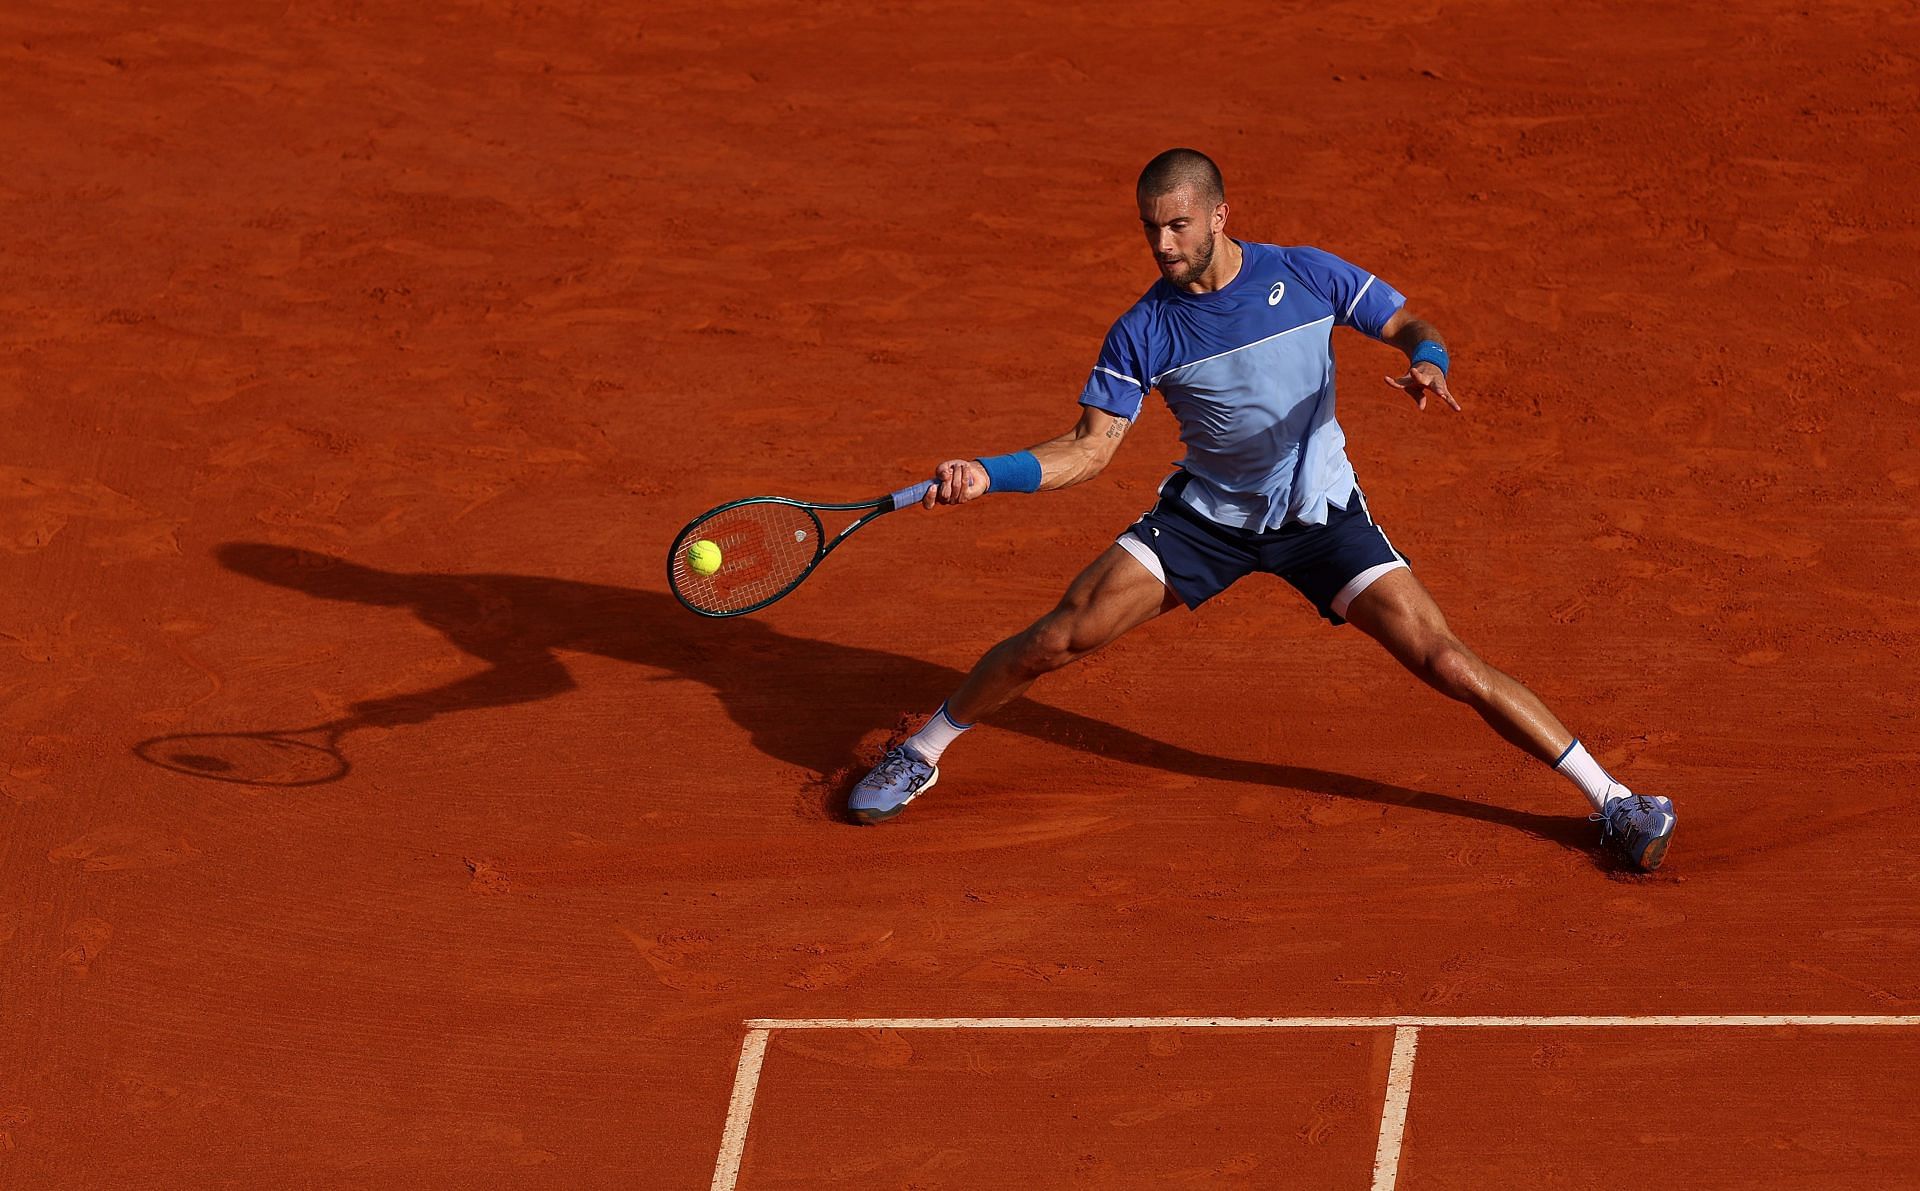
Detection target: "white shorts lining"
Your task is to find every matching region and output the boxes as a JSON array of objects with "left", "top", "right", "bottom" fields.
[
  {"left": 1330, "top": 558, "right": 1408, "bottom": 619},
  {"left": 1114, "top": 531, "right": 1167, "bottom": 587}
]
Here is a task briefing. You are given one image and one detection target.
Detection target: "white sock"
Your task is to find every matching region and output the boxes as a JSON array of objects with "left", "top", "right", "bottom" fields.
[
  {"left": 1554, "top": 739, "right": 1632, "bottom": 813},
  {"left": 904, "top": 703, "right": 971, "bottom": 765}
]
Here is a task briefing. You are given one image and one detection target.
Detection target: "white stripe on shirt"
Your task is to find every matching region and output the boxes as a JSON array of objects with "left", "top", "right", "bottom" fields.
[
  {"left": 1343, "top": 275, "right": 1376, "bottom": 322},
  {"left": 1151, "top": 316, "right": 1334, "bottom": 387}
]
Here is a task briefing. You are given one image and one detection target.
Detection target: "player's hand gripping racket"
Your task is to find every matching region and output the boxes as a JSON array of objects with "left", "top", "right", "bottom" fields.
[{"left": 668, "top": 479, "right": 934, "bottom": 617}]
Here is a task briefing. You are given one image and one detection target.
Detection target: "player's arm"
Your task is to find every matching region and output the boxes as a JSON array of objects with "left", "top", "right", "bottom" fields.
[
  {"left": 1030, "top": 405, "right": 1131, "bottom": 490},
  {"left": 922, "top": 405, "right": 1132, "bottom": 507},
  {"left": 1378, "top": 307, "right": 1460, "bottom": 413}
]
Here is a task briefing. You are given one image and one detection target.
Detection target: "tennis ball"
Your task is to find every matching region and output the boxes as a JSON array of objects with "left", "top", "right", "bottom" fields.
[{"left": 688, "top": 539, "right": 722, "bottom": 576}]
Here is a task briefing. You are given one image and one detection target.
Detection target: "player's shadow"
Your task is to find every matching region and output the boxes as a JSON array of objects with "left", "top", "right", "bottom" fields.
[{"left": 205, "top": 543, "right": 1592, "bottom": 851}]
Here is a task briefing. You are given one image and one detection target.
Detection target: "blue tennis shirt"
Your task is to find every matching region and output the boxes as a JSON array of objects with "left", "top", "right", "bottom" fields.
[{"left": 1079, "top": 240, "right": 1406, "bottom": 530}]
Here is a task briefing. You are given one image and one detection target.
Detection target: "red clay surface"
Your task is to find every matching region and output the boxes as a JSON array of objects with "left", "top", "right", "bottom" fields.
[
  {"left": 743, "top": 1028, "right": 1389, "bottom": 1187},
  {"left": 1402, "top": 1027, "right": 1920, "bottom": 1189},
  {"left": 3, "top": 0, "right": 1918, "bottom": 1187}
]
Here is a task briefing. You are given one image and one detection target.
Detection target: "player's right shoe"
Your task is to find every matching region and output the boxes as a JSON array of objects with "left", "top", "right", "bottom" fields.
[
  {"left": 1596, "top": 793, "right": 1677, "bottom": 871},
  {"left": 847, "top": 745, "right": 938, "bottom": 824}
]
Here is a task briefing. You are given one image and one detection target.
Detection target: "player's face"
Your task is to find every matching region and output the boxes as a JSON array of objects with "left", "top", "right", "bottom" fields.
[{"left": 1139, "top": 186, "right": 1226, "bottom": 286}]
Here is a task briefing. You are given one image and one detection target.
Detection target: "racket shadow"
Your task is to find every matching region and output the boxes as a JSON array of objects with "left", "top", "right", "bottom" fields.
[
  {"left": 134, "top": 721, "right": 355, "bottom": 787},
  {"left": 194, "top": 542, "right": 1589, "bottom": 851}
]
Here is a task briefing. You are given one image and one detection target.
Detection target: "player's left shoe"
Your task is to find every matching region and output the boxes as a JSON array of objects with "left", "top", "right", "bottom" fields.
[
  {"left": 847, "top": 745, "right": 939, "bottom": 824},
  {"left": 1596, "top": 793, "right": 1677, "bottom": 871}
]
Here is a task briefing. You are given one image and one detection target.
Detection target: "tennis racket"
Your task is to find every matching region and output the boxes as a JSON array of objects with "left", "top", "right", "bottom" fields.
[{"left": 668, "top": 479, "right": 935, "bottom": 617}]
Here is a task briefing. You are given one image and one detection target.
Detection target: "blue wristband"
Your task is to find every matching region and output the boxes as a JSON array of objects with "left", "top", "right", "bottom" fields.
[
  {"left": 976, "top": 450, "right": 1042, "bottom": 494},
  {"left": 1410, "top": 340, "right": 1449, "bottom": 376}
]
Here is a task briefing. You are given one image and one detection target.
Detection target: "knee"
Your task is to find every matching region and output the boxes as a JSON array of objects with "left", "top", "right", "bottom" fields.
[
  {"left": 1421, "top": 639, "right": 1487, "bottom": 703},
  {"left": 1012, "top": 611, "right": 1089, "bottom": 677}
]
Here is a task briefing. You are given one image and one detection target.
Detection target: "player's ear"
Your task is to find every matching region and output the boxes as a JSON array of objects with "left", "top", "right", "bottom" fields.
[{"left": 1213, "top": 200, "right": 1229, "bottom": 232}]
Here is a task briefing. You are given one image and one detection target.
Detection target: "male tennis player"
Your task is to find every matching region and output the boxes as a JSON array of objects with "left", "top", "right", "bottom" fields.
[{"left": 849, "top": 149, "right": 1676, "bottom": 870}]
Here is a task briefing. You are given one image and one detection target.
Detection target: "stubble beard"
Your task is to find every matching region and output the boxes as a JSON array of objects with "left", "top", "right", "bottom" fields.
[{"left": 1164, "top": 233, "right": 1216, "bottom": 286}]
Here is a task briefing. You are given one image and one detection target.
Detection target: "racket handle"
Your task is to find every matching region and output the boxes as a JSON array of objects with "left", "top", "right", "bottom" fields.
[{"left": 887, "top": 479, "right": 935, "bottom": 511}]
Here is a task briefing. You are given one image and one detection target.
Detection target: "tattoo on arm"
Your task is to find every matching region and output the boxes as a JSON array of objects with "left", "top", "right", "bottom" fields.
[{"left": 1105, "top": 418, "right": 1130, "bottom": 440}]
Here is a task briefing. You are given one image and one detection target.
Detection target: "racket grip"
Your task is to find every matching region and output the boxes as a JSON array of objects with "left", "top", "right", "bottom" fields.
[{"left": 888, "top": 479, "right": 935, "bottom": 511}]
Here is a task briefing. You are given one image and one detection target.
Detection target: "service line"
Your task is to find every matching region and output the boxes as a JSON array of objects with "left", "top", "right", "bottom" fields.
[
  {"left": 712, "top": 1015, "right": 1920, "bottom": 1188},
  {"left": 709, "top": 1028, "right": 770, "bottom": 1191},
  {"left": 1369, "top": 1026, "right": 1420, "bottom": 1191},
  {"left": 745, "top": 1014, "right": 1920, "bottom": 1030}
]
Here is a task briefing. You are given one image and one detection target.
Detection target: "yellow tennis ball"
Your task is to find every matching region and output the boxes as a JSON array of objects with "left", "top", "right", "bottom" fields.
[{"left": 688, "top": 539, "right": 722, "bottom": 576}]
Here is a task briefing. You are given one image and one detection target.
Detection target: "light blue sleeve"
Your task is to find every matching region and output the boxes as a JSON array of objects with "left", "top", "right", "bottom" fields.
[
  {"left": 1077, "top": 315, "right": 1152, "bottom": 420},
  {"left": 1285, "top": 246, "right": 1407, "bottom": 338}
]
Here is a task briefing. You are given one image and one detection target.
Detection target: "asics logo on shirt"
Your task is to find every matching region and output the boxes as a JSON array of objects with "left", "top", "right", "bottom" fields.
[{"left": 1267, "top": 282, "right": 1285, "bottom": 306}]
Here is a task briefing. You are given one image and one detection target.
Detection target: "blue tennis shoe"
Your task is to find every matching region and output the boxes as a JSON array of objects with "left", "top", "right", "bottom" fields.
[
  {"left": 848, "top": 745, "right": 939, "bottom": 824},
  {"left": 1597, "top": 793, "right": 1677, "bottom": 871}
]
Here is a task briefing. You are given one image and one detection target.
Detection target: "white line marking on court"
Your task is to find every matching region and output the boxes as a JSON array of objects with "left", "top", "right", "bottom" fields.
[
  {"left": 744, "top": 1015, "right": 1920, "bottom": 1030},
  {"left": 710, "top": 1028, "right": 770, "bottom": 1191},
  {"left": 713, "top": 1016, "right": 1920, "bottom": 1185},
  {"left": 1369, "top": 1026, "right": 1419, "bottom": 1191}
]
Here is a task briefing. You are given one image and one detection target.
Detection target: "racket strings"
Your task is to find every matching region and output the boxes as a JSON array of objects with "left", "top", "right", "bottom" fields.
[{"left": 671, "top": 502, "right": 821, "bottom": 615}]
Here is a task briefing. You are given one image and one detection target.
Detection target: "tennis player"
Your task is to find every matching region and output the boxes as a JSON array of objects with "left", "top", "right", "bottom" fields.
[{"left": 850, "top": 149, "right": 1677, "bottom": 870}]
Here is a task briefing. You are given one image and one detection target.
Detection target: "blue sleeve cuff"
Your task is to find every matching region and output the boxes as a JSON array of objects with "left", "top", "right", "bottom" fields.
[
  {"left": 1410, "top": 340, "right": 1449, "bottom": 375},
  {"left": 977, "top": 450, "right": 1042, "bottom": 494}
]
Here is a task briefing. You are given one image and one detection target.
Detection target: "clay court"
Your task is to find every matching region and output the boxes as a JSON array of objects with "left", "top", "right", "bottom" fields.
[{"left": 4, "top": 0, "right": 1919, "bottom": 1186}]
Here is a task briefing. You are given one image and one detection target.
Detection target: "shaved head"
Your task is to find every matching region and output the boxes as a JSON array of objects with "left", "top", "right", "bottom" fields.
[
  {"left": 1136, "top": 149, "right": 1233, "bottom": 289},
  {"left": 1136, "top": 148, "right": 1225, "bottom": 204}
]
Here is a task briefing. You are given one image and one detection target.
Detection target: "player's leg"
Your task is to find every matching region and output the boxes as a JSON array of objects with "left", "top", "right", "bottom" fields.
[
  {"left": 849, "top": 474, "right": 1255, "bottom": 825},
  {"left": 947, "top": 542, "right": 1180, "bottom": 725},
  {"left": 1342, "top": 567, "right": 1676, "bottom": 868},
  {"left": 848, "top": 543, "right": 1178, "bottom": 823},
  {"left": 1341, "top": 567, "right": 1571, "bottom": 761}
]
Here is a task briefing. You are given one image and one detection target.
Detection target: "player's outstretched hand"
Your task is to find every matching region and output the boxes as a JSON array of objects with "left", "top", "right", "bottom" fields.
[
  {"left": 923, "top": 459, "right": 991, "bottom": 508},
  {"left": 1385, "top": 362, "right": 1461, "bottom": 412}
]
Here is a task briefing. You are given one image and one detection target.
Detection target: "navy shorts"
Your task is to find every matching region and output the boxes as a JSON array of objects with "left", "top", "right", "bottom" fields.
[{"left": 1117, "top": 473, "right": 1410, "bottom": 624}]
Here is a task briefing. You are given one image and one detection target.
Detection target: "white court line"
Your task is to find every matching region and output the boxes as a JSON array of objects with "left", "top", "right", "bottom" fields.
[
  {"left": 746, "top": 1015, "right": 1920, "bottom": 1030},
  {"left": 714, "top": 1016, "right": 1920, "bottom": 1188},
  {"left": 709, "top": 1028, "right": 770, "bottom": 1191},
  {"left": 1369, "top": 1026, "right": 1419, "bottom": 1191}
]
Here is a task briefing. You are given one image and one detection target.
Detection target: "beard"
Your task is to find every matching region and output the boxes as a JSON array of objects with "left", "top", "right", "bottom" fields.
[{"left": 1160, "top": 234, "right": 1216, "bottom": 285}]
